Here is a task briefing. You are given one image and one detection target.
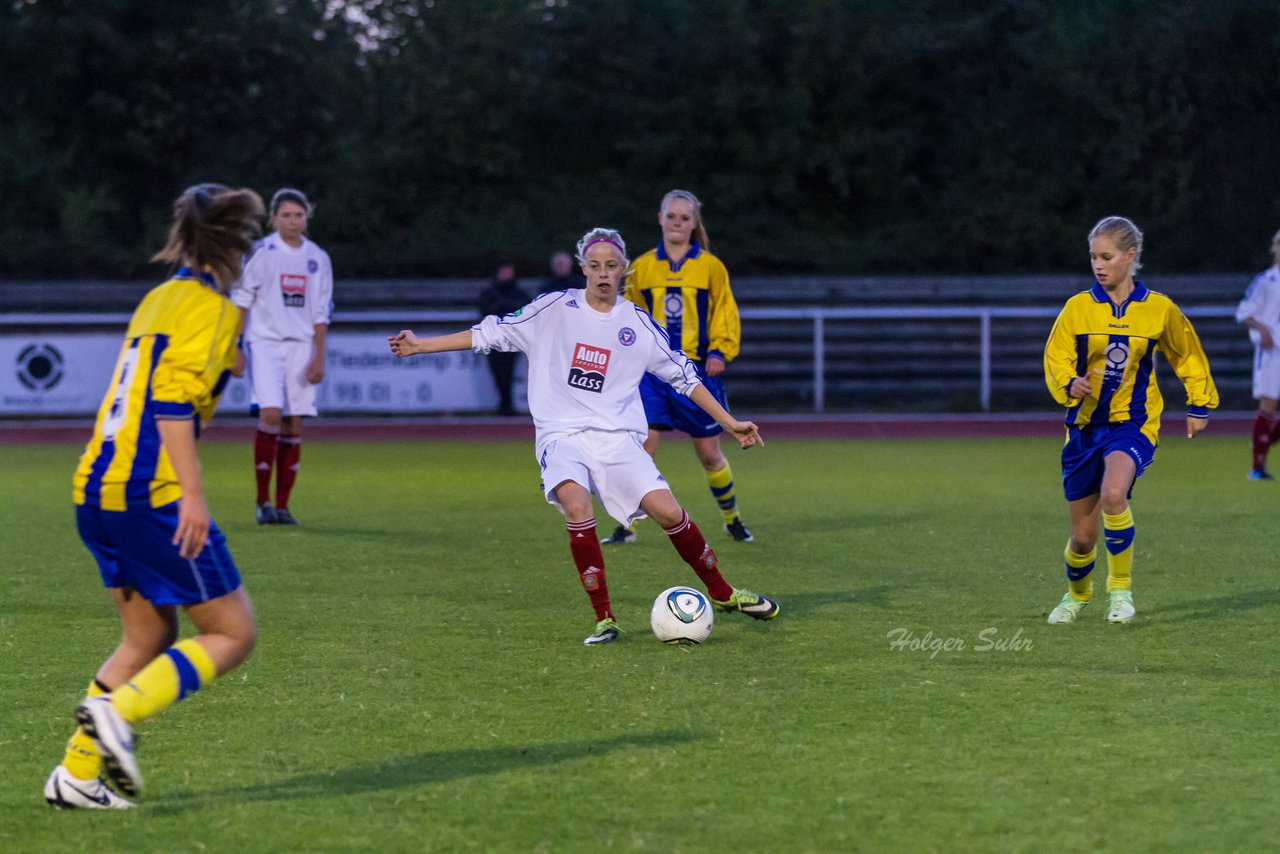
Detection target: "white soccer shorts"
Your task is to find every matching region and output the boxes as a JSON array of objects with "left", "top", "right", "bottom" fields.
[
  {"left": 538, "top": 430, "right": 669, "bottom": 526},
  {"left": 245, "top": 339, "right": 319, "bottom": 417},
  {"left": 1254, "top": 345, "right": 1280, "bottom": 401}
]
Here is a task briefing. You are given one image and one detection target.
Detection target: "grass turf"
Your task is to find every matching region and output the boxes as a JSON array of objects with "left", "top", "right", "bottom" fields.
[{"left": 1, "top": 435, "right": 1277, "bottom": 852}]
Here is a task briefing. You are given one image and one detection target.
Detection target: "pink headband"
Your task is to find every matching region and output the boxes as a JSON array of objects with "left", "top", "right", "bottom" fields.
[{"left": 583, "top": 238, "right": 625, "bottom": 256}]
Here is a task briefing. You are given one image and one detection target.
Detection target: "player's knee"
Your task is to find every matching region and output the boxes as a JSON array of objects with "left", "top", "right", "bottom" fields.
[
  {"left": 1069, "top": 535, "right": 1095, "bottom": 554},
  {"left": 692, "top": 442, "right": 724, "bottom": 470},
  {"left": 217, "top": 621, "right": 258, "bottom": 674},
  {"left": 1098, "top": 488, "right": 1129, "bottom": 515}
]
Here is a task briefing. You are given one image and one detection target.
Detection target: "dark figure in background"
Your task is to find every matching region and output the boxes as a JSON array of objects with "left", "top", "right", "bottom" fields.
[
  {"left": 540, "top": 250, "right": 585, "bottom": 295},
  {"left": 476, "top": 262, "right": 530, "bottom": 415}
]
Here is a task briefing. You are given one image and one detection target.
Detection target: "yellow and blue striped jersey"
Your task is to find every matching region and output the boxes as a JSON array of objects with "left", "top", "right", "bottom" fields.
[
  {"left": 74, "top": 268, "right": 239, "bottom": 510},
  {"left": 1043, "top": 281, "right": 1218, "bottom": 444},
  {"left": 625, "top": 242, "right": 740, "bottom": 363}
]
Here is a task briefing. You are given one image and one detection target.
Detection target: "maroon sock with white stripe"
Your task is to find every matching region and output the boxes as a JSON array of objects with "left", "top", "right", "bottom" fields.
[
  {"left": 1253, "top": 413, "right": 1276, "bottom": 472},
  {"left": 254, "top": 429, "right": 278, "bottom": 504},
  {"left": 276, "top": 437, "right": 301, "bottom": 509},
  {"left": 567, "top": 519, "right": 612, "bottom": 620},
  {"left": 664, "top": 511, "right": 734, "bottom": 601}
]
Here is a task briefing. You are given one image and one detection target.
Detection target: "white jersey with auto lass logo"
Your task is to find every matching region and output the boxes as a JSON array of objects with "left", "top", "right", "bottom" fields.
[
  {"left": 471, "top": 289, "right": 701, "bottom": 452},
  {"left": 232, "top": 233, "right": 334, "bottom": 342}
]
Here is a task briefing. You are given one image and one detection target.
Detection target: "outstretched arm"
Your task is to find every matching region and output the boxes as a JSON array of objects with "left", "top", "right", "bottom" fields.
[
  {"left": 388, "top": 329, "right": 475, "bottom": 357},
  {"left": 689, "top": 384, "right": 763, "bottom": 449}
]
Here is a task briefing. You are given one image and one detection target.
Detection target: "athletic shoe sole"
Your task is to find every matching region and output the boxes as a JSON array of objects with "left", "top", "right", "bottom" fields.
[{"left": 75, "top": 698, "right": 142, "bottom": 797}]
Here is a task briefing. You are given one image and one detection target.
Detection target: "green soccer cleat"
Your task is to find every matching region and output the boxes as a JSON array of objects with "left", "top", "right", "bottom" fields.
[
  {"left": 710, "top": 588, "right": 779, "bottom": 620},
  {"left": 1107, "top": 589, "right": 1136, "bottom": 623},
  {"left": 1047, "top": 593, "right": 1089, "bottom": 624},
  {"left": 583, "top": 617, "right": 620, "bottom": 645}
]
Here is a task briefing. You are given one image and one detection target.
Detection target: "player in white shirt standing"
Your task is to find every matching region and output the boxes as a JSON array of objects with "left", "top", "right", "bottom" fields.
[
  {"left": 232, "top": 189, "right": 334, "bottom": 524},
  {"left": 389, "top": 227, "right": 780, "bottom": 645},
  {"left": 1237, "top": 229, "right": 1280, "bottom": 480}
]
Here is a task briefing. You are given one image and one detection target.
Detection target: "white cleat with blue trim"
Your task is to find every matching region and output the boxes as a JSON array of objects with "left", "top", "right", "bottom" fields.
[
  {"left": 76, "top": 696, "right": 143, "bottom": 797},
  {"left": 44, "top": 764, "right": 134, "bottom": 809}
]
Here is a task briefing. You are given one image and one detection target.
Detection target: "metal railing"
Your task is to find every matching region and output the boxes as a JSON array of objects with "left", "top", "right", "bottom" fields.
[{"left": 0, "top": 305, "right": 1242, "bottom": 412}]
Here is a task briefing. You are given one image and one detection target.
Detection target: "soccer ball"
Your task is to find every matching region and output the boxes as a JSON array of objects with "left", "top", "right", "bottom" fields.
[{"left": 650, "top": 586, "right": 713, "bottom": 644}]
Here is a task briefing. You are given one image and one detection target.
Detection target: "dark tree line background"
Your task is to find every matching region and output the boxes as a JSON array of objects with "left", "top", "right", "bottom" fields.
[{"left": 3, "top": 0, "right": 1279, "bottom": 279}]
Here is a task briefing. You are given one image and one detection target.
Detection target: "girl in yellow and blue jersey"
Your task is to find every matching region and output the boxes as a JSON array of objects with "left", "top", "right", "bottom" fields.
[
  {"left": 1042, "top": 216, "right": 1218, "bottom": 626},
  {"left": 603, "top": 189, "right": 756, "bottom": 546},
  {"left": 45, "top": 185, "right": 264, "bottom": 810}
]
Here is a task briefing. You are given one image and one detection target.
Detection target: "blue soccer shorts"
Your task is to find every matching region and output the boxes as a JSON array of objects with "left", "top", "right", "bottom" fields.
[
  {"left": 1060, "top": 423, "right": 1157, "bottom": 502},
  {"left": 76, "top": 501, "right": 242, "bottom": 606},
  {"left": 639, "top": 371, "right": 728, "bottom": 438}
]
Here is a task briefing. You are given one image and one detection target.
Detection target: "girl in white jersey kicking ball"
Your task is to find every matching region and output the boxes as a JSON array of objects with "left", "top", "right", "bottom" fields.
[{"left": 389, "top": 228, "right": 779, "bottom": 644}]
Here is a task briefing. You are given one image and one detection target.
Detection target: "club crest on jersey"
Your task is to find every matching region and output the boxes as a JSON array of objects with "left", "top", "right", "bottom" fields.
[
  {"left": 568, "top": 343, "right": 610, "bottom": 393},
  {"left": 618, "top": 327, "right": 636, "bottom": 346},
  {"left": 280, "top": 274, "right": 307, "bottom": 307},
  {"left": 664, "top": 290, "right": 684, "bottom": 319}
]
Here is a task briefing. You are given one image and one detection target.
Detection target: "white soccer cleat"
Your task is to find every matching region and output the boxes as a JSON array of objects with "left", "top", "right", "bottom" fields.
[
  {"left": 1107, "top": 589, "right": 1136, "bottom": 623},
  {"left": 1047, "top": 593, "right": 1088, "bottom": 624},
  {"left": 44, "top": 765, "right": 134, "bottom": 809},
  {"left": 76, "top": 696, "right": 143, "bottom": 797}
]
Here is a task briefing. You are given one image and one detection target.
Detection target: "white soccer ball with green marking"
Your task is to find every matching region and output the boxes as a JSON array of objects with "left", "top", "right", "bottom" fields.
[{"left": 650, "top": 586, "right": 713, "bottom": 644}]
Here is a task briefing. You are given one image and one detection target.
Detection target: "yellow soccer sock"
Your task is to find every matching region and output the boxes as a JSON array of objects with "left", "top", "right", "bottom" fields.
[
  {"left": 706, "top": 463, "right": 738, "bottom": 524},
  {"left": 1064, "top": 542, "right": 1096, "bottom": 602},
  {"left": 62, "top": 679, "right": 108, "bottom": 780},
  {"left": 1103, "top": 506, "right": 1136, "bottom": 592},
  {"left": 111, "top": 639, "right": 217, "bottom": 724}
]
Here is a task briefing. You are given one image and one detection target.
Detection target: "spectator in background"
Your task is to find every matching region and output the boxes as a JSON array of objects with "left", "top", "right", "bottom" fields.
[
  {"left": 540, "top": 250, "right": 584, "bottom": 295},
  {"left": 476, "top": 262, "right": 529, "bottom": 416},
  {"left": 1235, "top": 229, "right": 1280, "bottom": 480}
]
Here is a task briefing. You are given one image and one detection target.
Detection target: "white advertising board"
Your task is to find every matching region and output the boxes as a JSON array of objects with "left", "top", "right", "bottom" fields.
[{"left": 0, "top": 332, "right": 525, "bottom": 416}]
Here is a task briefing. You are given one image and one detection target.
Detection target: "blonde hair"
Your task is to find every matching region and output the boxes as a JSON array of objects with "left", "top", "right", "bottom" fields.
[
  {"left": 1089, "top": 216, "right": 1144, "bottom": 273},
  {"left": 151, "top": 184, "right": 265, "bottom": 292},
  {"left": 574, "top": 227, "right": 629, "bottom": 264},
  {"left": 660, "top": 189, "right": 710, "bottom": 251}
]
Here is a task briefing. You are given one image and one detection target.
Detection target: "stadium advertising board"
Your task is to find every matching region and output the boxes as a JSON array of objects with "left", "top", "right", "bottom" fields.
[{"left": 0, "top": 332, "right": 525, "bottom": 415}]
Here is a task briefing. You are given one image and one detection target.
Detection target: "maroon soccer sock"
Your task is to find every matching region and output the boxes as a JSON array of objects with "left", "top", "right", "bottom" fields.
[
  {"left": 664, "top": 511, "right": 734, "bottom": 601},
  {"left": 253, "top": 429, "right": 278, "bottom": 504},
  {"left": 1267, "top": 413, "right": 1280, "bottom": 450},
  {"left": 567, "top": 519, "right": 612, "bottom": 620},
  {"left": 276, "top": 437, "right": 301, "bottom": 509},
  {"left": 1252, "top": 413, "right": 1276, "bottom": 472}
]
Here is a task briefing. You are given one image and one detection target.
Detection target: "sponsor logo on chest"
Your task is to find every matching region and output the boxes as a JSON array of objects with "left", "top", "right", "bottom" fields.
[
  {"left": 280, "top": 274, "right": 307, "bottom": 307},
  {"left": 568, "top": 343, "right": 610, "bottom": 393}
]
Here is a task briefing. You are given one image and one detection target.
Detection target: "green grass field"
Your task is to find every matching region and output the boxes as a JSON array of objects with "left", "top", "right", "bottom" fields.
[{"left": 2, "top": 434, "right": 1277, "bottom": 852}]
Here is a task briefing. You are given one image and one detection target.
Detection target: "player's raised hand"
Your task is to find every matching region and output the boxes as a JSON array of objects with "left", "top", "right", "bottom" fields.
[
  {"left": 729, "top": 420, "right": 763, "bottom": 449},
  {"left": 388, "top": 330, "right": 421, "bottom": 357}
]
